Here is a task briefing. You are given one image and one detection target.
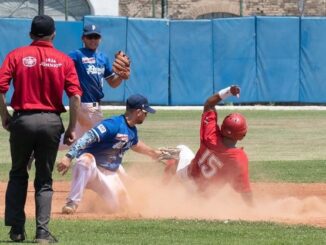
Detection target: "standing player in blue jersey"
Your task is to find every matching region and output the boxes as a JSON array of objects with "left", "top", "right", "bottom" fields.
[
  {"left": 59, "top": 24, "right": 130, "bottom": 150},
  {"left": 57, "top": 94, "right": 161, "bottom": 214}
]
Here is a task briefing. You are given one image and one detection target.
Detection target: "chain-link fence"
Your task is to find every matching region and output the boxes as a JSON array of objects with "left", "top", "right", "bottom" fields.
[
  {"left": 0, "top": 1, "right": 325, "bottom": 20},
  {"left": 0, "top": 0, "right": 90, "bottom": 20}
]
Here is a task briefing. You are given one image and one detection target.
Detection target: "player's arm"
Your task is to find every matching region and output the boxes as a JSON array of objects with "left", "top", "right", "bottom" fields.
[
  {"left": 63, "top": 55, "right": 82, "bottom": 145},
  {"left": 0, "top": 93, "right": 11, "bottom": 131},
  {"left": 0, "top": 54, "right": 14, "bottom": 131},
  {"left": 203, "top": 85, "right": 240, "bottom": 112},
  {"left": 131, "top": 140, "right": 161, "bottom": 160},
  {"left": 57, "top": 130, "right": 97, "bottom": 175},
  {"left": 232, "top": 153, "right": 254, "bottom": 207},
  {"left": 63, "top": 94, "right": 81, "bottom": 145},
  {"left": 106, "top": 74, "right": 123, "bottom": 88}
]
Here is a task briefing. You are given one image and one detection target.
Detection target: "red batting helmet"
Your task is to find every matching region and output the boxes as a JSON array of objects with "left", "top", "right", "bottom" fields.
[{"left": 221, "top": 113, "right": 247, "bottom": 141}]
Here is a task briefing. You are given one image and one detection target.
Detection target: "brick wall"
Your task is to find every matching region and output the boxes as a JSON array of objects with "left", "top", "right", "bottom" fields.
[{"left": 119, "top": 0, "right": 326, "bottom": 19}]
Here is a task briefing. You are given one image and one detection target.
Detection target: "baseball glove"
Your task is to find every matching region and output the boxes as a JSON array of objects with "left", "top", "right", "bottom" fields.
[
  {"left": 158, "top": 147, "right": 181, "bottom": 161},
  {"left": 112, "top": 51, "right": 130, "bottom": 80}
]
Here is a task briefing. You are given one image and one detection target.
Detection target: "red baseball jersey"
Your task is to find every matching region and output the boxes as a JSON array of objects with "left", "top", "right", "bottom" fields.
[
  {"left": 0, "top": 40, "right": 82, "bottom": 112},
  {"left": 188, "top": 110, "right": 251, "bottom": 193}
]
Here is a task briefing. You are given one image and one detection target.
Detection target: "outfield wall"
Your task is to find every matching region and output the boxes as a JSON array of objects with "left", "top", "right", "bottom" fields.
[{"left": 0, "top": 16, "right": 325, "bottom": 105}]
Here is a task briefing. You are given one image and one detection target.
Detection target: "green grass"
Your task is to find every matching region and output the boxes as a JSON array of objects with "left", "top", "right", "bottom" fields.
[
  {"left": 1, "top": 109, "right": 326, "bottom": 183},
  {"left": 0, "top": 219, "right": 325, "bottom": 244},
  {"left": 250, "top": 160, "right": 326, "bottom": 183}
]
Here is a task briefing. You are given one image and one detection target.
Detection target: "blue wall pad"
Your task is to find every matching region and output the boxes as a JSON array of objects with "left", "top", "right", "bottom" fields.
[
  {"left": 125, "top": 18, "right": 169, "bottom": 105},
  {"left": 300, "top": 17, "right": 326, "bottom": 103},
  {"left": 170, "top": 20, "right": 213, "bottom": 105},
  {"left": 54, "top": 21, "right": 83, "bottom": 105},
  {"left": 0, "top": 18, "right": 31, "bottom": 62},
  {"left": 213, "top": 17, "right": 257, "bottom": 104},
  {"left": 2, "top": 17, "right": 326, "bottom": 105},
  {"left": 54, "top": 21, "right": 83, "bottom": 54},
  {"left": 256, "top": 17, "right": 300, "bottom": 102},
  {"left": 0, "top": 18, "right": 31, "bottom": 102},
  {"left": 84, "top": 16, "right": 128, "bottom": 102}
]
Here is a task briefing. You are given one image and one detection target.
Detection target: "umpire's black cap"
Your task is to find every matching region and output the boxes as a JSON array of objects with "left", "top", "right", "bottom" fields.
[
  {"left": 126, "top": 94, "right": 156, "bottom": 113},
  {"left": 30, "top": 15, "right": 55, "bottom": 37},
  {"left": 83, "top": 24, "right": 101, "bottom": 36}
]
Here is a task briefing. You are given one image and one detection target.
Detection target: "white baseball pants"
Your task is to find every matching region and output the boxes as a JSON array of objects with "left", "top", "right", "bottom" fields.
[
  {"left": 175, "top": 145, "right": 198, "bottom": 192},
  {"left": 175, "top": 145, "right": 195, "bottom": 179},
  {"left": 66, "top": 153, "right": 131, "bottom": 212}
]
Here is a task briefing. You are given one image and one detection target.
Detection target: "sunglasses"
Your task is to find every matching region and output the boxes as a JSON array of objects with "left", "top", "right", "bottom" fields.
[
  {"left": 138, "top": 109, "right": 148, "bottom": 116},
  {"left": 85, "top": 34, "right": 101, "bottom": 40}
]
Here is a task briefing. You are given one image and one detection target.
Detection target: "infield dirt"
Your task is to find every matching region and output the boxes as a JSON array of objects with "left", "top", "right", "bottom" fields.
[{"left": 0, "top": 172, "right": 325, "bottom": 227}]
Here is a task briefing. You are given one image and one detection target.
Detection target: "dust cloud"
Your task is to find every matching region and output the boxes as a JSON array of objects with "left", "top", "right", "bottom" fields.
[
  {"left": 76, "top": 163, "right": 326, "bottom": 227},
  {"left": 118, "top": 164, "right": 326, "bottom": 226}
]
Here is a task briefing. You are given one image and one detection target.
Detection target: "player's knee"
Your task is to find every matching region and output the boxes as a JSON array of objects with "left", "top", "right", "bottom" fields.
[{"left": 76, "top": 153, "right": 96, "bottom": 168}]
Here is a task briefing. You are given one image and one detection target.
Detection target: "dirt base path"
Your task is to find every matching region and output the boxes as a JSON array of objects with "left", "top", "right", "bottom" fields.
[{"left": 1, "top": 181, "right": 325, "bottom": 228}]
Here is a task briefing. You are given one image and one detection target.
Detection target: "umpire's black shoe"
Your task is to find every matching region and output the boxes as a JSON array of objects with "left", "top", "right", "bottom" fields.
[
  {"left": 34, "top": 229, "right": 58, "bottom": 243},
  {"left": 9, "top": 226, "right": 26, "bottom": 242}
]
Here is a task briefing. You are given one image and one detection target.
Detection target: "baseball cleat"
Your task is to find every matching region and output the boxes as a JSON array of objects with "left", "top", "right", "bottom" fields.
[
  {"left": 9, "top": 226, "right": 26, "bottom": 242},
  {"left": 34, "top": 229, "right": 58, "bottom": 243},
  {"left": 62, "top": 201, "right": 78, "bottom": 214}
]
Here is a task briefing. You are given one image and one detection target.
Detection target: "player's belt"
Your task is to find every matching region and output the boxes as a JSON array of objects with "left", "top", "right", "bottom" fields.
[
  {"left": 14, "top": 110, "right": 60, "bottom": 116},
  {"left": 81, "top": 102, "right": 99, "bottom": 107}
]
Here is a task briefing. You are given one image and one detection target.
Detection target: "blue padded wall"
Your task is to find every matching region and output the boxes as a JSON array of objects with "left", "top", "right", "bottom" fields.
[
  {"left": 256, "top": 17, "right": 300, "bottom": 102},
  {"left": 54, "top": 21, "right": 83, "bottom": 105},
  {"left": 300, "top": 17, "right": 326, "bottom": 103},
  {"left": 213, "top": 17, "right": 256, "bottom": 104},
  {"left": 0, "top": 18, "right": 31, "bottom": 103},
  {"left": 2, "top": 16, "right": 326, "bottom": 105},
  {"left": 0, "top": 18, "right": 31, "bottom": 61},
  {"left": 170, "top": 20, "right": 213, "bottom": 105},
  {"left": 84, "top": 16, "right": 128, "bottom": 102},
  {"left": 54, "top": 21, "right": 83, "bottom": 54},
  {"left": 125, "top": 18, "right": 169, "bottom": 105}
]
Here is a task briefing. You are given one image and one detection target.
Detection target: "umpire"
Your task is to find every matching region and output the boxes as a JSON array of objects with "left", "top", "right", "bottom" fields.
[{"left": 0, "top": 15, "right": 82, "bottom": 243}]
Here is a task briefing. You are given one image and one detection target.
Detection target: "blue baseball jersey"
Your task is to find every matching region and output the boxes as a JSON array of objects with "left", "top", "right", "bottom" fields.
[
  {"left": 69, "top": 48, "right": 113, "bottom": 103},
  {"left": 78, "top": 115, "right": 138, "bottom": 171}
]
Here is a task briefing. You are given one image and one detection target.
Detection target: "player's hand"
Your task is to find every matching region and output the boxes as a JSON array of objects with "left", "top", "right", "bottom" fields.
[
  {"left": 63, "top": 127, "right": 76, "bottom": 146},
  {"left": 1, "top": 113, "right": 12, "bottom": 131},
  {"left": 230, "top": 85, "right": 240, "bottom": 98},
  {"left": 57, "top": 156, "right": 72, "bottom": 175},
  {"left": 113, "top": 51, "right": 130, "bottom": 80},
  {"left": 152, "top": 149, "right": 163, "bottom": 160},
  {"left": 157, "top": 147, "right": 181, "bottom": 161}
]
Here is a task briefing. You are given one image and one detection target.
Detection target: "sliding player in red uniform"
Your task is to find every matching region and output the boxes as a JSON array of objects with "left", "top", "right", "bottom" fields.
[{"left": 164, "top": 85, "right": 253, "bottom": 206}]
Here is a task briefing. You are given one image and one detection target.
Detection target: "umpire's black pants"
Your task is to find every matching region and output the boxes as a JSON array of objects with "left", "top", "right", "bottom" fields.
[{"left": 5, "top": 111, "right": 64, "bottom": 233}]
